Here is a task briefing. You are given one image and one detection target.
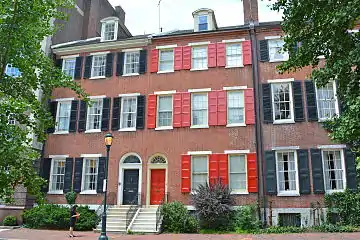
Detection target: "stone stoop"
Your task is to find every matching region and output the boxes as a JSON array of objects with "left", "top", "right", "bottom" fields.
[
  {"left": 129, "top": 207, "right": 160, "bottom": 233},
  {"left": 96, "top": 205, "right": 130, "bottom": 233}
]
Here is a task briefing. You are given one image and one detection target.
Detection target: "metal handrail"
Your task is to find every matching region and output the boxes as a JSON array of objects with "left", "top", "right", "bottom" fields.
[
  {"left": 156, "top": 192, "right": 168, "bottom": 232},
  {"left": 125, "top": 193, "right": 141, "bottom": 231}
]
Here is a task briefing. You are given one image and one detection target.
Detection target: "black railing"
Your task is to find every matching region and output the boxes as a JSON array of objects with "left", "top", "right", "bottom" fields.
[
  {"left": 125, "top": 193, "right": 141, "bottom": 231},
  {"left": 156, "top": 192, "right": 168, "bottom": 232}
]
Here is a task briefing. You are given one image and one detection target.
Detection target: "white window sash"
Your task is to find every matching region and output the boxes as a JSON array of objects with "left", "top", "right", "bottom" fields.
[
  {"left": 81, "top": 158, "right": 99, "bottom": 192},
  {"left": 271, "top": 82, "right": 295, "bottom": 123},
  {"left": 275, "top": 150, "right": 299, "bottom": 196},
  {"left": 226, "top": 43, "right": 243, "bottom": 67},
  {"left": 191, "top": 93, "right": 208, "bottom": 126},
  {"left": 55, "top": 101, "right": 71, "bottom": 133},
  {"left": 268, "top": 39, "right": 289, "bottom": 62},
  {"left": 120, "top": 97, "right": 137, "bottom": 130},
  {"left": 227, "top": 91, "right": 245, "bottom": 125},
  {"left": 86, "top": 99, "right": 103, "bottom": 131},
  {"left": 123, "top": 51, "right": 140, "bottom": 75},
  {"left": 321, "top": 149, "right": 346, "bottom": 192},
  {"left": 158, "top": 49, "right": 174, "bottom": 72},
  {"left": 157, "top": 95, "right": 173, "bottom": 127},
  {"left": 315, "top": 81, "right": 339, "bottom": 121},
  {"left": 228, "top": 155, "right": 247, "bottom": 192},
  {"left": 191, "top": 46, "right": 208, "bottom": 70},
  {"left": 62, "top": 58, "right": 76, "bottom": 79},
  {"left": 49, "top": 159, "right": 66, "bottom": 193},
  {"left": 191, "top": 156, "right": 209, "bottom": 191},
  {"left": 91, "top": 55, "right": 107, "bottom": 78}
]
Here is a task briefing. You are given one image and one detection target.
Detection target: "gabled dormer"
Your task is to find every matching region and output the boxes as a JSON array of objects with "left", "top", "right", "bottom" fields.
[
  {"left": 192, "top": 8, "right": 218, "bottom": 32},
  {"left": 100, "top": 16, "right": 119, "bottom": 42}
]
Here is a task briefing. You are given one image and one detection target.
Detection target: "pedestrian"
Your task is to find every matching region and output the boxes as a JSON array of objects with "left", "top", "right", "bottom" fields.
[{"left": 69, "top": 205, "right": 80, "bottom": 238}]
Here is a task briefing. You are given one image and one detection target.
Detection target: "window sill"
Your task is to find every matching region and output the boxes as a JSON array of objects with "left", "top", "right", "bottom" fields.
[
  {"left": 157, "top": 70, "right": 174, "bottom": 74},
  {"left": 273, "top": 120, "right": 295, "bottom": 125},
  {"left": 119, "top": 128, "right": 136, "bottom": 132},
  {"left": 155, "top": 126, "right": 173, "bottom": 131},
  {"left": 269, "top": 59, "right": 288, "bottom": 63},
  {"left": 277, "top": 192, "right": 300, "bottom": 197},
  {"left": 190, "top": 68, "right": 208, "bottom": 71},
  {"left": 47, "top": 190, "right": 64, "bottom": 195},
  {"left": 226, "top": 123, "right": 246, "bottom": 127},
  {"left": 225, "top": 65, "right": 244, "bottom": 69},
  {"left": 231, "top": 191, "right": 249, "bottom": 195},
  {"left": 89, "top": 76, "right": 106, "bottom": 80},
  {"left": 80, "top": 190, "right": 97, "bottom": 195},
  {"left": 53, "top": 131, "right": 69, "bottom": 135},
  {"left": 85, "top": 129, "right": 101, "bottom": 133},
  {"left": 325, "top": 189, "right": 345, "bottom": 194},
  {"left": 122, "top": 73, "right": 139, "bottom": 77},
  {"left": 318, "top": 118, "right": 336, "bottom": 122},
  {"left": 190, "top": 125, "right": 209, "bottom": 129}
]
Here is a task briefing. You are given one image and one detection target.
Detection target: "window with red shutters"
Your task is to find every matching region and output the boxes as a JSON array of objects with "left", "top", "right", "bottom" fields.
[
  {"left": 182, "top": 46, "right": 192, "bottom": 70},
  {"left": 181, "top": 155, "right": 191, "bottom": 193},
  {"left": 209, "top": 154, "right": 219, "bottom": 185},
  {"left": 208, "top": 43, "right": 217, "bottom": 68},
  {"left": 243, "top": 40, "right": 252, "bottom": 65},
  {"left": 174, "top": 46, "right": 183, "bottom": 71},
  {"left": 147, "top": 94, "right": 157, "bottom": 128},
  {"left": 218, "top": 153, "right": 228, "bottom": 185},
  {"left": 216, "top": 42, "right": 226, "bottom": 67},
  {"left": 217, "top": 90, "right": 227, "bottom": 126},
  {"left": 245, "top": 88, "right": 255, "bottom": 125},
  {"left": 247, "top": 153, "right": 258, "bottom": 193},
  {"left": 150, "top": 49, "right": 159, "bottom": 73},
  {"left": 181, "top": 92, "right": 191, "bottom": 127},
  {"left": 173, "top": 93, "right": 182, "bottom": 127},
  {"left": 208, "top": 91, "right": 218, "bottom": 126}
]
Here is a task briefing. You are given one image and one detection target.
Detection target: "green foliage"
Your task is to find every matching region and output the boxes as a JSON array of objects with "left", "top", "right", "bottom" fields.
[
  {"left": 191, "top": 182, "right": 235, "bottom": 230},
  {"left": 200, "top": 229, "right": 234, "bottom": 234},
  {"left": 161, "top": 201, "right": 199, "bottom": 233},
  {"left": 313, "top": 224, "right": 358, "bottom": 233},
  {"left": 258, "top": 226, "right": 306, "bottom": 234},
  {"left": 3, "top": 215, "right": 17, "bottom": 226},
  {"left": 232, "top": 205, "right": 261, "bottom": 232},
  {"left": 65, "top": 191, "right": 77, "bottom": 205},
  {"left": 75, "top": 206, "right": 99, "bottom": 231}
]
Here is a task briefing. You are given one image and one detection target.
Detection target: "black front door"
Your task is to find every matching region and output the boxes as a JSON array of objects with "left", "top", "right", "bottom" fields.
[{"left": 123, "top": 169, "right": 139, "bottom": 205}]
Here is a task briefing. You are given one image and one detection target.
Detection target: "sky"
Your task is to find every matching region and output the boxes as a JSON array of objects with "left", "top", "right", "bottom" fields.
[{"left": 109, "top": 0, "right": 283, "bottom": 36}]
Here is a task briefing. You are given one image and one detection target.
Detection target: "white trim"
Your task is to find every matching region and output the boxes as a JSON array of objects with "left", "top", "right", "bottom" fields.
[
  {"left": 223, "top": 86, "right": 247, "bottom": 91},
  {"left": 267, "top": 78, "right": 294, "bottom": 83},
  {"left": 317, "top": 144, "right": 347, "bottom": 149},
  {"left": 122, "top": 73, "right": 140, "bottom": 77},
  {"left": 228, "top": 154, "right": 248, "bottom": 193},
  {"left": 89, "top": 95, "right": 106, "bottom": 99},
  {"left": 75, "top": 4, "right": 84, "bottom": 16},
  {"left": 61, "top": 54, "right": 79, "bottom": 59},
  {"left": 273, "top": 120, "right": 295, "bottom": 124},
  {"left": 119, "top": 96, "right": 138, "bottom": 130},
  {"left": 154, "top": 90, "right": 176, "bottom": 95},
  {"left": 190, "top": 155, "right": 209, "bottom": 191},
  {"left": 275, "top": 150, "right": 300, "bottom": 196},
  {"left": 89, "top": 51, "right": 110, "bottom": 56},
  {"left": 55, "top": 97, "right": 75, "bottom": 102},
  {"left": 190, "top": 125, "right": 209, "bottom": 129},
  {"left": 156, "top": 94, "right": 174, "bottom": 129},
  {"left": 188, "top": 88, "right": 211, "bottom": 93},
  {"left": 100, "top": 17, "right": 119, "bottom": 23},
  {"left": 186, "top": 205, "right": 196, "bottom": 211},
  {"left": 80, "top": 190, "right": 97, "bottom": 195},
  {"left": 89, "top": 76, "right": 106, "bottom": 80},
  {"left": 156, "top": 44, "right": 177, "bottom": 50},
  {"left": 187, "top": 151, "right": 212, "bottom": 155},
  {"left": 53, "top": 131, "right": 69, "bottom": 135},
  {"left": 51, "top": 37, "right": 101, "bottom": 49},
  {"left": 155, "top": 126, "right": 173, "bottom": 131},
  {"left": 49, "top": 155, "right": 69, "bottom": 158},
  {"left": 157, "top": 70, "right": 175, "bottom": 74},
  {"left": 315, "top": 81, "right": 340, "bottom": 121},
  {"left": 224, "top": 150, "right": 250, "bottom": 154},
  {"left": 348, "top": 29, "right": 359, "bottom": 33},
  {"left": 190, "top": 68, "right": 208, "bottom": 71},
  {"left": 231, "top": 191, "right": 249, "bottom": 195},
  {"left": 188, "top": 41, "right": 211, "bottom": 46},
  {"left": 47, "top": 190, "right": 64, "bottom": 195},
  {"left": 222, "top": 38, "right": 246, "bottom": 43},
  {"left": 321, "top": 149, "right": 347, "bottom": 193},
  {"left": 265, "top": 36, "right": 282, "bottom": 40},
  {"left": 80, "top": 154, "right": 102, "bottom": 158},
  {"left": 48, "top": 158, "right": 66, "bottom": 193},
  {"left": 272, "top": 146, "right": 300, "bottom": 150},
  {"left": 122, "top": 48, "right": 142, "bottom": 52},
  {"left": 119, "top": 128, "right": 136, "bottom": 132},
  {"left": 226, "top": 123, "right": 246, "bottom": 127},
  {"left": 118, "top": 93, "right": 140, "bottom": 97},
  {"left": 271, "top": 81, "right": 295, "bottom": 124},
  {"left": 277, "top": 192, "right": 300, "bottom": 197},
  {"left": 146, "top": 154, "right": 168, "bottom": 206},
  {"left": 85, "top": 129, "right": 101, "bottom": 133},
  {"left": 225, "top": 65, "right": 244, "bottom": 69}
]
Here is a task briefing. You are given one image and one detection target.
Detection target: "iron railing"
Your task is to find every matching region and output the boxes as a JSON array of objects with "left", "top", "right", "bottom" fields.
[
  {"left": 125, "top": 193, "right": 141, "bottom": 231},
  {"left": 156, "top": 192, "right": 168, "bottom": 232}
]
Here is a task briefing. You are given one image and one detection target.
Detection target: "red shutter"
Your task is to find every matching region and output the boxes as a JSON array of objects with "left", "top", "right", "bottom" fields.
[
  {"left": 245, "top": 88, "right": 255, "bottom": 125},
  {"left": 216, "top": 42, "right": 226, "bottom": 67},
  {"left": 208, "top": 91, "right": 218, "bottom": 126},
  {"left": 247, "top": 153, "right": 258, "bottom": 193},
  {"left": 181, "top": 155, "right": 191, "bottom": 193},
  {"left": 147, "top": 94, "right": 157, "bottom": 128},
  {"left": 150, "top": 49, "right": 159, "bottom": 73},
  {"left": 243, "top": 40, "right": 252, "bottom": 65},
  {"left": 182, "top": 46, "right": 192, "bottom": 70},
  {"left": 209, "top": 154, "right": 219, "bottom": 185},
  {"left": 217, "top": 90, "right": 227, "bottom": 126},
  {"left": 173, "top": 93, "right": 182, "bottom": 127},
  {"left": 208, "top": 43, "right": 217, "bottom": 68},
  {"left": 174, "top": 46, "right": 183, "bottom": 71},
  {"left": 218, "top": 153, "right": 228, "bottom": 185},
  {"left": 181, "top": 92, "right": 191, "bottom": 127}
]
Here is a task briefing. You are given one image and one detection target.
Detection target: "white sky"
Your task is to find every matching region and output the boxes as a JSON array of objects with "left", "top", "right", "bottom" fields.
[{"left": 109, "top": 0, "right": 283, "bottom": 36}]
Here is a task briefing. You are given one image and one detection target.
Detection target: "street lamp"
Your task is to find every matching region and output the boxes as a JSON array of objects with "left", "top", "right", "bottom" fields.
[{"left": 99, "top": 133, "right": 113, "bottom": 240}]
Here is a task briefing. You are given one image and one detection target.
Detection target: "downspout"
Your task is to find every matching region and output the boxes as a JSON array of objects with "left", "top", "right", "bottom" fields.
[{"left": 248, "top": 21, "right": 267, "bottom": 226}]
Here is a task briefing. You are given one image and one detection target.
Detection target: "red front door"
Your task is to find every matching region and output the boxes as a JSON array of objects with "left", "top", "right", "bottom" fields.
[{"left": 150, "top": 169, "right": 166, "bottom": 205}]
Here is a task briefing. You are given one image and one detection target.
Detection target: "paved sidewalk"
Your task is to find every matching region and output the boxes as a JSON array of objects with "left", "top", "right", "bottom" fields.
[{"left": 1, "top": 228, "right": 360, "bottom": 240}]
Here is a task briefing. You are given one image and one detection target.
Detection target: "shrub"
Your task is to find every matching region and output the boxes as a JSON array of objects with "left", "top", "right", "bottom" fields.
[
  {"left": 232, "top": 205, "right": 261, "bottom": 232},
  {"left": 191, "top": 181, "right": 235, "bottom": 230},
  {"left": 312, "top": 224, "right": 358, "bottom": 233},
  {"left": 65, "top": 191, "right": 77, "bottom": 205},
  {"left": 75, "top": 206, "right": 99, "bottom": 231},
  {"left": 259, "top": 226, "right": 306, "bottom": 234},
  {"left": 161, "top": 201, "right": 199, "bottom": 233},
  {"left": 3, "top": 216, "right": 17, "bottom": 226}
]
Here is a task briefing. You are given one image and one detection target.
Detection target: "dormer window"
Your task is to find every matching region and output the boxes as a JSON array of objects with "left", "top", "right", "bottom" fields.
[
  {"left": 192, "top": 8, "right": 218, "bottom": 32},
  {"left": 198, "top": 15, "right": 208, "bottom": 31},
  {"left": 104, "top": 22, "right": 115, "bottom": 40},
  {"left": 100, "top": 17, "right": 119, "bottom": 42}
]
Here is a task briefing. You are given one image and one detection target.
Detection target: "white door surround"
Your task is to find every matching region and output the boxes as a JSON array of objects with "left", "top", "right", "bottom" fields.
[{"left": 146, "top": 154, "right": 168, "bottom": 206}]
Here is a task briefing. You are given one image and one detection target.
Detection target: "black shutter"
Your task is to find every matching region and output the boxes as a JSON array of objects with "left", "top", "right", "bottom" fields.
[
  {"left": 292, "top": 81, "right": 304, "bottom": 122},
  {"left": 105, "top": 53, "right": 114, "bottom": 78},
  {"left": 305, "top": 80, "right": 318, "bottom": 121},
  {"left": 262, "top": 83, "right": 273, "bottom": 123},
  {"left": 112, "top": 97, "right": 121, "bottom": 131},
  {"left": 116, "top": 52, "right": 124, "bottom": 76},
  {"left": 97, "top": 157, "right": 106, "bottom": 193},
  {"left": 83, "top": 56, "right": 92, "bottom": 79},
  {"left": 297, "top": 149, "right": 311, "bottom": 194},
  {"left": 345, "top": 148, "right": 357, "bottom": 191},
  {"left": 139, "top": 50, "right": 147, "bottom": 74},
  {"left": 101, "top": 98, "right": 111, "bottom": 131},
  {"left": 136, "top": 95, "right": 146, "bottom": 129},
  {"left": 259, "top": 40, "right": 269, "bottom": 62},
  {"left": 55, "top": 59, "right": 63, "bottom": 69},
  {"left": 64, "top": 158, "right": 74, "bottom": 193},
  {"left": 73, "top": 158, "right": 83, "bottom": 193},
  {"left": 78, "top": 100, "right": 87, "bottom": 132},
  {"left": 40, "top": 158, "right": 52, "bottom": 193},
  {"left": 311, "top": 149, "right": 325, "bottom": 194},
  {"left": 74, "top": 57, "right": 83, "bottom": 80},
  {"left": 47, "top": 101, "right": 57, "bottom": 133},
  {"left": 265, "top": 150, "right": 277, "bottom": 195},
  {"left": 69, "top": 100, "right": 78, "bottom": 132}
]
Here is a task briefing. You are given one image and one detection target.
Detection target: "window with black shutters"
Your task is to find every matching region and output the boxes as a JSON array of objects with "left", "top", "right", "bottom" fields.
[
  {"left": 275, "top": 150, "right": 299, "bottom": 196},
  {"left": 322, "top": 149, "right": 345, "bottom": 192},
  {"left": 120, "top": 96, "right": 137, "bottom": 130},
  {"left": 271, "top": 82, "right": 294, "bottom": 123},
  {"left": 48, "top": 158, "right": 66, "bottom": 193}
]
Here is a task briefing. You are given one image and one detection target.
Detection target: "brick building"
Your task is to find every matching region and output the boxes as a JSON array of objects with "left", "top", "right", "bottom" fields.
[{"left": 42, "top": 0, "right": 357, "bottom": 231}]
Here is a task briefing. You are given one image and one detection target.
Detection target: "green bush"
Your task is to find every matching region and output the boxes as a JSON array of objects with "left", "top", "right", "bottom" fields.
[
  {"left": 232, "top": 205, "right": 261, "bottom": 232},
  {"left": 259, "top": 226, "right": 306, "bottom": 234},
  {"left": 65, "top": 191, "right": 77, "bottom": 205},
  {"left": 312, "top": 224, "right": 358, "bottom": 233},
  {"left": 3, "top": 216, "right": 17, "bottom": 226},
  {"left": 75, "top": 206, "right": 100, "bottom": 231},
  {"left": 161, "top": 201, "right": 199, "bottom": 233}
]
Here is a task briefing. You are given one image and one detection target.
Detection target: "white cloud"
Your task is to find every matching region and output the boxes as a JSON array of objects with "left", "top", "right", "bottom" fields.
[{"left": 109, "top": 0, "right": 283, "bottom": 35}]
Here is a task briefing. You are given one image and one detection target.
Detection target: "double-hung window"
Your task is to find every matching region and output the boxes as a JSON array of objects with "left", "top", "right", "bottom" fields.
[
  {"left": 62, "top": 58, "right": 76, "bottom": 79},
  {"left": 192, "top": 46, "right": 208, "bottom": 70},
  {"left": 316, "top": 81, "right": 339, "bottom": 120},
  {"left": 91, "top": 55, "right": 106, "bottom": 78},
  {"left": 229, "top": 155, "right": 247, "bottom": 192},
  {"left": 191, "top": 93, "right": 208, "bottom": 127},
  {"left": 227, "top": 91, "right": 245, "bottom": 125},
  {"left": 159, "top": 49, "right": 174, "bottom": 72},
  {"left": 124, "top": 51, "right": 140, "bottom": 75},
  {"left": 276, "top": 151, "right": 299, "bottom": 196},
  {"left": 5, "top": 64, "right": 21, "bottom": 77},
  {"left": 82, "top": 158, "right": 98, "bottom": 192},
  {"left": 322, "top": 150, "right": 345, "bottom": 192},
  {"left": 226, "top": 43, "right": 243, "bottom": 67},
  {"left": 120, "top": 97, "right": 137, "bottom": 130},
  {"left": 157, "top": 95, "right": 173, "bottom": 128},
  {"left": 49, "top": 159, "right": 66, "bottom": 193},
  {"left": 272, "top": 82, "right": 294, "bottom": 123},
  {"left": 191, "top": 156, "right": 208, "bottom": 190},
  {"left": 268, "top": 39, "right": 289, "bottom": 62},
  {"left": 56, "top": 101, "right": 71, "bottom": 133},
  {"left": 103, "top": 22, "right": 116, "bottom": 41},
  {"left": 86, "top": 98, "right": 103, "bottom": 131},
  {"left": 198, "top": 15, "right": 208, "bottom": 31}
]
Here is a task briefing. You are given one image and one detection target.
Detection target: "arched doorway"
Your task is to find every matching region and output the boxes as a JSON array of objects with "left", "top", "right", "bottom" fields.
[
  {"left": 147, "top": 154, "right": 168, "bottom": 205},
  {"left": 118, "top": 153, "right": 142, "bottom": 205}
]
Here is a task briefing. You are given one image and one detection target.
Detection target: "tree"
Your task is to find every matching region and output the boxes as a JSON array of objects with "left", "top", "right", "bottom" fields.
[
  {"left": 0, "top": 0, "right": 87, "bottom": 203},
  {"left": 272, "top": 0, "right": 360, "bottom": 153}
]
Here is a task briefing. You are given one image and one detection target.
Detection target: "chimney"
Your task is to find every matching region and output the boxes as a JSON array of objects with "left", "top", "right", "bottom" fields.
[
  {"left": 115, "top": 6, "right": 126, "bottom": 24},
  {"left": 243, "top": 0, "right": 259, "bottom": 24}
]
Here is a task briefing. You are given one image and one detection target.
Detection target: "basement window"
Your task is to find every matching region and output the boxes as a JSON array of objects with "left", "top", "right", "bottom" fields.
[{"left": 278, "top": 213, "right": 301, "bottom": 227}]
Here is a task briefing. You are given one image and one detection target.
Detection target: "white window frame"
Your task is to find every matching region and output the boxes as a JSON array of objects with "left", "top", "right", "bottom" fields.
[
  {"left": 158, "top": 48, "right": 174, "bottom": 73},
  {"left": 228, "top": 154, "right": 248, "bottom": 194},
  {"left": 119, "top": 96, "right": 137, "bottom": 131},
  {"left": 271, "top": 82, "right": 295, "bottom": 124},
  {"left": 55, "top": 100, "right": 72, "bottom": 134},
  {"left": 226, "top": 90, "right": 245, "bottom": 127},
  {"left": 321, "top": 149, "right": 346, "bottom": 193},
  {"left": 156, "top": 94, "right": 173, "bottom": 130},
  {"left": 315, "top": 81, "right": 339, "bottom": 121},
  {"left": 101, "top": 20, "right": 119, "bottom": 42},
  {"left": 123, "top": 51, "right": 140, "bottom": 76},
  {"left": 191, "top": 155, "right": 209, "bottom": 192},
  {"left": 85, "top": 98, "right": 103, "bottom": 133},
  {"left": 8, "top": 114, "right": 16, "bottom": 125},
  {"left": 81, "top": 157, "right": 99, "bottom": 194},
  {"left": 48, "top": 158, "right": 66, "bottom": 194},
  {"left": 90, "top": 54, "right": 107, "bottom": 78},
  {"left": 198, "top": 15, "right": 209, "bottom": 31},
  {"left": 275, "top": 150, "right": 300, "bottom": 196},
  {"left": 5, "top": 64, "right": 21, "bottom": 77},
  {"left": 225, "top": 43, "right": 243, "bottom": 68},
  {"left": 191, "top": 92, "right": 209, "bottom": 128},
  {"left": 62, "top": 58, "right": 76, "bottom": 80},
  {"left": 191, "top": 45, "right": 208, "bottom": 71},
  {"left": 267, "top": 38, "right": 289, "bottom": 63}
]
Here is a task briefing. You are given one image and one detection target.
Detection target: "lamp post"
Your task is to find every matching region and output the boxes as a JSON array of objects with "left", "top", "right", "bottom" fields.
[{"left": 99, "top": 133, "right": 113, "bottom": 240}]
